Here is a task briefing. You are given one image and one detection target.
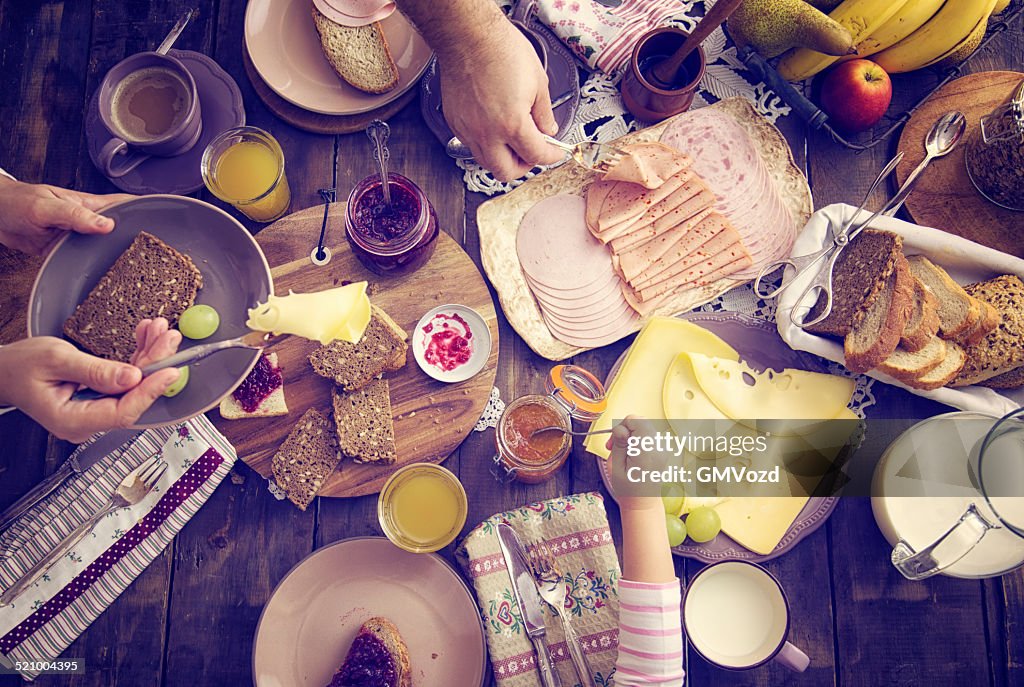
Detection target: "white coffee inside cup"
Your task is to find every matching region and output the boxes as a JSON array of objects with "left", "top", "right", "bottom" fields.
[
  {"left": 110, "top": 66, "right": 191, "bottom": 143},
  {"left": 684, "top": 562, "right": 788, "bottom": 667}
]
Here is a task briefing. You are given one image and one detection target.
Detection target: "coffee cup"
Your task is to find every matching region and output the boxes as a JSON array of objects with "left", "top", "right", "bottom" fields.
[
  {"left": 683, "top": 561, "right": 810, "bottom": 673},
  {"left": 97, "top": 51, "right": 202, "bottom": 178}
]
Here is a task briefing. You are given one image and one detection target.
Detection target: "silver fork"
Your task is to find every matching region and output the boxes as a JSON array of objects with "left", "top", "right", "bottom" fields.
[
  {"left": 528, "top": 538, "right": 596, "bottom": 687},
  {"left": 444, "top": 135, "right": 625, "bottom": 173},
  {"left": 0, "top": 455, "right": 168, "bottom": 606}
]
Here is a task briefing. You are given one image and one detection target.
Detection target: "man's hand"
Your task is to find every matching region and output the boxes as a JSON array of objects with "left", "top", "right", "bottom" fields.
[
  {"left": 0, "top": 319, "right": 183, "bottom": 443},
  {"left": 0, "top": 176, "right": 133, "bottom": 255}
]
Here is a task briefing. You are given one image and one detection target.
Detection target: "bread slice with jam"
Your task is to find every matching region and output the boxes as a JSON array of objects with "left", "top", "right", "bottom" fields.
[{"left": 328, "top": 617, "right": 411, "bottom": 687}]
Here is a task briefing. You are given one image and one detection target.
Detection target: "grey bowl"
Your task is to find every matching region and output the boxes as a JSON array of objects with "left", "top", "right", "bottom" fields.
[{"left": 28, "top": 195, "right": 273, "bottom": 428}]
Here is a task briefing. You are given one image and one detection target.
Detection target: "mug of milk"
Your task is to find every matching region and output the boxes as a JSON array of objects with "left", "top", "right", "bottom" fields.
[
  {"left": 683, "top": 561, "right": 810, "bottom": 672},
  {"left": 872, "top": 410, "right": 1024, "bottom": 580}
]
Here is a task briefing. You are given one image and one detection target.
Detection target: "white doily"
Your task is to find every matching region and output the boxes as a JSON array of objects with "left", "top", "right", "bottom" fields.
[
  {"left": 462, "top": 0, "right": 793, "bottom": 195},
  {"left": 474, "top": 386, "right": 506, "bottom": 432}
]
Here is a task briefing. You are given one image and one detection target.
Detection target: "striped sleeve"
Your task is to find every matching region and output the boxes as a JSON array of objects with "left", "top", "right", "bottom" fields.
[{"left": 614, "top": 578, "right": 684, "bottom": 687}]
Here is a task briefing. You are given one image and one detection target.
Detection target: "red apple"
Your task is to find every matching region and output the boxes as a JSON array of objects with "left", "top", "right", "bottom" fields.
[{"left": 820, "top": 59, "right": 893, "bottom": 134}]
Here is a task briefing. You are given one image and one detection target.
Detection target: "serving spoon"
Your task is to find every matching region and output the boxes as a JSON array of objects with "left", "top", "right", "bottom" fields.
[
  {"left": 530, "top": 426, "right": 614, "bottom": 438},
  {"left": 645, "top": 0, "right": 743, "bottom": 88},
  {"left": 883, "top": 110, "right": 966, "bottom": 216}
]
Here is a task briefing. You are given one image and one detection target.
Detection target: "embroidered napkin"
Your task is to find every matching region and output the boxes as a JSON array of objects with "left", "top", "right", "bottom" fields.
[
  {"left": 535, "top": 0, "right": 686, "bottom": 74},
  {"left": 0, "top": 416, "right": 236, "bottom": 679},
  {"left": 456, "top": 492, "right": 621, "bottom": 687}
]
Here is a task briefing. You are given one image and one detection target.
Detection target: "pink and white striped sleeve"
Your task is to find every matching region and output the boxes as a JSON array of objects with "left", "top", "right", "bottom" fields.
[{"left": 614, "top": 579, "right": 684, "bottom": 687}]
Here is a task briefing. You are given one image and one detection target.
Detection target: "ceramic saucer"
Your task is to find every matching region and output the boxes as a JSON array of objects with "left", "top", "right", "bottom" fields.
[{"left": 86, "top": 50, "right": 245, "bottom": 195}]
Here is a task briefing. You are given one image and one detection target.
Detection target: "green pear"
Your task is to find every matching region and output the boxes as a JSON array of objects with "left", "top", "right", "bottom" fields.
[{"left": 727, "top": 0, "right": 855, "bottom": 59}]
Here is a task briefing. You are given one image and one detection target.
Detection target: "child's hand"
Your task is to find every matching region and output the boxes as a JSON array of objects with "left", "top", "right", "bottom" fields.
[{"left": 607, "top": 415, "right": 670, "bottom": 514}]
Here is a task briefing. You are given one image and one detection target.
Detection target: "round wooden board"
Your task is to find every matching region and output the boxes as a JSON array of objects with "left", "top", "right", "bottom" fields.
[
  {"left": 895, "top": 71, "right": 1024, "bottom": 258},
  {"left": 242, "top": 48, "right": 418, "bottom": 135},
  {"left": 213, "top": 203, "right": 499, "bottom": 497}
]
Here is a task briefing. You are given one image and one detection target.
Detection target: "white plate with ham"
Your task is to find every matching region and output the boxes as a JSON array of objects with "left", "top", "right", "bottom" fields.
[{"left": 477, "top": 97, "right": 812, "bottom": 361}]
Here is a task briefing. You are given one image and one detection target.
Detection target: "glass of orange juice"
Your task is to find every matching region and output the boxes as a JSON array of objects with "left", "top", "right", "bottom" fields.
[
  {"left": 378, "top": 463, "right": 468, "bottom": 553},
  {"left": 201, "top": 126, "right": 291, "bottom": 222}
]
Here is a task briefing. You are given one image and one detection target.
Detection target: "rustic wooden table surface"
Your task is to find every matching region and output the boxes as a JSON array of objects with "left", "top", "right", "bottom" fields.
[{"left": 0, "top": 2, "right": 1022, "bottom": 686}]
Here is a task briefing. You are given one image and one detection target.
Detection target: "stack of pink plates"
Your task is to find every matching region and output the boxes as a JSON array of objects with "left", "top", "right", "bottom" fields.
[
  {"left": 517, "top": 194, "right": 639, "bottom": 348},
  {"left": 312, "top": 0, "right": 395, "bottom": 26}
]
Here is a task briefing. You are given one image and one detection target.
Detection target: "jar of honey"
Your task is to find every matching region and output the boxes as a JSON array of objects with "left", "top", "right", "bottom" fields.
[{"left": 492, "top": 365, "right": 607, "bottom": 484}]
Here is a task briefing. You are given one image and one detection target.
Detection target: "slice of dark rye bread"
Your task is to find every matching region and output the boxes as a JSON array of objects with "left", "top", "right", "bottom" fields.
[
  {"left": 805, "top": 229, "right": 903, "bottom": 337},
  {"left": 844, "top": 254, "right": 914, "bottom": 373},
  {"left": 309, "top": 305, "right": 408, "bottom": 391},
  {"left": 329, "top": 617, "right": 411, "bottom": 687},
  {"left": 63, "top": 232, "right": 202, "bottom": 362},
  {"left": 951, "top": 275, "right": 1024, "bottom": 387},
  {"left": 271, "top": 409, "right": 342, "bottom": 511},
  {"left": 333, "top": 379, "right": 397, "bottom": 464}
]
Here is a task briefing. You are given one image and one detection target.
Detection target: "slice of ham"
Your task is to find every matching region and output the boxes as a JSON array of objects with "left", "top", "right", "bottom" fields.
[
  {"left": 517, "top": 193, "right": 615, "bottom": 291},
  {"left": 525, "top": 269, "right": 619, "bottom": 306},
  {"left": 593, "top": 169, "right": 694, "bottom": 234},
  {"left": 609, "top": 188, "right": 717, "bottom": 254},
  {"left": 632, "top": 220, "right": 746, "bottom": 291},
  {"left": 542, "top": 297, "right": 634, "bottom": 326},
  {"left": 634, "top": 242, "right": 752, "bottom": 302},
  {"left": 535, "top": 283, "right": 631, "bottom": 321},
  {"left": 678, "top": 254, "right": 754, "bottom": 289},
  {"left": 543, "top": 306, "right": 639, "bottom": 346},
  {"left": 620, "top": 284, "right": 671, "bottom": 317},
  {"left": 585, "top": 181, "right": 615, "bottom": 233},
  {"left": 615, "top": 210, "right": 722, "bottom": 284},
  {"left": 601, "top": 142, "right": 690, "bottom": 190}
]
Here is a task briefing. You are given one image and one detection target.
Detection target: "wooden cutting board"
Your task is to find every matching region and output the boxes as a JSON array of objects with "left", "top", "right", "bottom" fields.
[
  {"left": 213, "top": 203, "right": 499, "bottom": 497},
  {"left": 896, "top": 71, "right": 1024, "bottom": 258}
]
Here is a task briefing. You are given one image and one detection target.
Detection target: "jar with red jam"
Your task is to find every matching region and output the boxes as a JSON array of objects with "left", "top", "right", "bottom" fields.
[
  {"left": 492, "top": 365, "right": 607, "bottom": 484},
  {"left": 345, "top": 172, "right": 439, "bottom": 276}
]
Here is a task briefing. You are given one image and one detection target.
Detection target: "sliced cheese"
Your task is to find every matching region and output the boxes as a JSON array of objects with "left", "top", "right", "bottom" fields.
[
  {"left": 246, "top": 282, "right": 371, "bottom": 345},
  {"left": 715, "top": 497, "right": 809, "bottom": 555},
  {"left": 585, "top": 317, "right": 738, "bottom": 459}
]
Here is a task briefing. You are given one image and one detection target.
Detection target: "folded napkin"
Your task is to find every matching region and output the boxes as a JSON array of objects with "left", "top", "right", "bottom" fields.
[
  {"left": 535, "top": 0, "right": 686, "bottom": 74},
  {"left": 0, "top": 416, "right": 236, "bottom": 680},
  {"left": 777, "top": 203, "right": 1024, "bottom": 416},
  {"left": 456, "top": 492, "right": 621, "bottom": 687}
]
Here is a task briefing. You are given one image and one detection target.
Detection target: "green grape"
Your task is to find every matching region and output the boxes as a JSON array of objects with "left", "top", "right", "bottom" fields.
[
  {"left": 661, "top": 483, "right": 685, "bottom": 516},
  {"left": 685, "top": 506, "right": 722, "bottom": 543},
  {"left": 163, "top": 366, "right": 190, "bottom": 398},
  {"left": 178, "top": 305, "right": 220, "bottom": 339},
  {"left": 665, "top": 514, "right": 687, "bottom": 548}
]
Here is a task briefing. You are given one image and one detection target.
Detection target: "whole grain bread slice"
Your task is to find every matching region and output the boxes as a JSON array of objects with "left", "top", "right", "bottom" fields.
[
  {"left": 312, "top": 7, "right": 398, "bottom": 94},
  {"left": 877, "top": 336, "right": 946, "bottom": 382},
  {"left": 805, "top": 229, "right": 902, "bottom": 337},
  {"left": 963, "top": 299, "right": 1001, "bottom": 346},
  {"left": 900, "top": 277, "right": 941, "bottom": 353},
  {"left": 309, "top": 305, "right": 408, "bottom": 391},
  {"left": 844, "top": 253, "right": 914, "bottom": 373},
  {"left": 908, "top": 341, "right": 967, "bottom": 390},
  {"left": 951, "top": 275, "right": 1024, "bottom": 386},
  {"left": 271, "top": 408, "right": 341, "bottom": 511},
  {"left": 332, "top": 379, "right": 397, "bottom": 464},
  {"left": 979, "top": 364, "right": 1024, "bottom": 389},
  {"left": 329, "top": 617, "right": 411, "bottom": 687},
  {"left": 63, "top": 231, "right": 202, "bottom": 362},
  {"left": 906, "top": 255, "right": 980, "bottom": 340},
  {"left": 219, "top": 353, "right": 288, "bottom": 419}
]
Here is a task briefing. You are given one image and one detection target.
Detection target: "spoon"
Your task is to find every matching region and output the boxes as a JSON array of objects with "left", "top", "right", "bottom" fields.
[
  {"left": 366, "top": 119, "right": 392, "bottom": 206},
  {"left": 156, "top": 8, "right": 197, "bottom": 55},
  {"left": 646, "top": 0, "right": 743, "bottom": 88},
  {"left": 530, "top": 426, "right": 615, "bottom": 439},
  {"left": 883, "top": 110, "right": 966, "bottom": 216}
]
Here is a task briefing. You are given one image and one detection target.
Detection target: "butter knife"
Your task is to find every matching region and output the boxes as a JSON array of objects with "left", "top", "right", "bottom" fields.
[{"left": 498, "top": 523, "right": 562, "bottom": 687}]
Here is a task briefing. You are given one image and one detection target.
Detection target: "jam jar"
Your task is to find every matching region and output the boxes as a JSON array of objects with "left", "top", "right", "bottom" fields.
[
  {"left": 493, "top": 365, "right": 607, "bottom": 484},
  {"left": 345, "top": 172, "right": 439, "bottom": 275},
  {"left": 965, "top": 78, "right": 1024, "bottom": 212}
]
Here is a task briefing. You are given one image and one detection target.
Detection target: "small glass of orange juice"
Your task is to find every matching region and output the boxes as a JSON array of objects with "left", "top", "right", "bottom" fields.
[
  {"left": 201, "top": 126, "right": 291, "bottom": 222},
  {"left": 378, "top": 463, "right": 468, "bottom": 553}
]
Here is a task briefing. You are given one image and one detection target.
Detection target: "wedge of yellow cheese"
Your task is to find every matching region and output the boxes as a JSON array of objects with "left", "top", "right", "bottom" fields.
[{"left": 246, "top": 282, "right": 371, "bottom": 345}]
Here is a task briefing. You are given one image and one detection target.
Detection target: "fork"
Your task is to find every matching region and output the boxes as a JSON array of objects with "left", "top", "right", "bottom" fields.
[
  {"left": 0, "top": 455, "right": 168, "bottom": 606},
  {"left": 528, "top": 538, "right": 596, "bottom": 687},
  {"left": 444, "top": 135, "right": 625, "bottom": 173}
]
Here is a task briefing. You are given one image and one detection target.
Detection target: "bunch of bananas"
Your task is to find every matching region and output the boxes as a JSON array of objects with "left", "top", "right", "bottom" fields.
[{"left": 778, "top": 0, "right": 1012, "bottom": 81}]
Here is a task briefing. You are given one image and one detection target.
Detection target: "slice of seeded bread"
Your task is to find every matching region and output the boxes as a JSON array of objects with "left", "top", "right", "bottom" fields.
[
  {"left": 219, "top": 353, "right": 288, "bottom": 419},
  {"left": 329, "top": 618, "right": 411, "bottom": 687},
  {"left": 951, "top": 275, "right": 1024, "bottom": 386},
  {"left": 844, "top": 253, "right": 914, "bottom": 373},
  {"left": 271, "top": 408, "right": 341, "bottom": 511},
  {"left": 877, "top": 336, "right": 946, "bottom": 382},
  {"left": 309, "top": 305, "right": 408, "bottom": 391},
  {"left": 979, "top": 364, "right": 1024, "bottom": 389},
  {"left": 63, "top": 231, "right": 202, "bottom": 362},
  {"left": 908, "top": 341, "right": 967, "bottom": 390},
  {"left": 332, "top": 379, "right": 397, "bottom": 464},
  {"left": 963, "top": 299, "right": 1001, "bottom": 347},
  {"left": 805, "top": 229, "right": 902, "bottom": 337},
  {"left": 312, "top": 6, "right": 399, "bottom": 94},
  {"left": 900, "top": 277, "right": 940, "bottom": 353},
  {"left": 906, "top": 255, "right": 980, "bottom": 340}
]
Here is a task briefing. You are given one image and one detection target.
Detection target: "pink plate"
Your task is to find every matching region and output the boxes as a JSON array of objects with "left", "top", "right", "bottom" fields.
[
  {"left": 245, "top": 0, "right": 433, "bottom": 115},
  {"left": 596, "top": 312, "right": 842, "bottom": 564},
  {"left": 253, "top": 537, "right": 488, "bottom": 686}
]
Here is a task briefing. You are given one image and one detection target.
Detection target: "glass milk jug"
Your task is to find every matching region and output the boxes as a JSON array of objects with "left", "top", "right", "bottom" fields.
[{"left": 871, "top": 411, "right": 1024, "bottom": 580}]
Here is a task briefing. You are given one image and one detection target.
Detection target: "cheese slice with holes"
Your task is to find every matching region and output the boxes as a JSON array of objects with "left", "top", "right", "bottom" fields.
[{"left": 246, "top": 282, "right": 371, "bottom": 345}]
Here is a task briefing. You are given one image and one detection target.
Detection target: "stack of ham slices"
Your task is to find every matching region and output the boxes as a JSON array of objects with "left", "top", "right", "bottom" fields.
[{"left": 586, "top": 141, "right": 753, "bottom": 314}]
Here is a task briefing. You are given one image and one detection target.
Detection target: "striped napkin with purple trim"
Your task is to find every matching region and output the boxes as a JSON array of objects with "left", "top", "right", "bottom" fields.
[
  {"left": 0, "top": 416, "right": 235, "bottom": 680},
  {"left": 535, "top": 0, "right": 686, "bottom": 74}
]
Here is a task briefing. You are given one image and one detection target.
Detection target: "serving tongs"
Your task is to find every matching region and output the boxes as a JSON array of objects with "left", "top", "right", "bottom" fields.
[
  {"left": 71, "top": 331, "right": 289, "bottom": 401},
  {"left": 754, "top": 152, "right": 906, "bottom": 329}
]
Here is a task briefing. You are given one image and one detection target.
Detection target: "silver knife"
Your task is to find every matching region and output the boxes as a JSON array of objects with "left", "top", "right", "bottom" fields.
[
  {"left": 0, "top": 428, "right": 142, "bottom": 533},
  {"left": 498, "top": 523, "right": 562, "bottom": 687}
]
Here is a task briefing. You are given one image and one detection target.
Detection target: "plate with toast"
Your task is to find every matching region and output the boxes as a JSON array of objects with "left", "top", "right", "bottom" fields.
[
  {"left": 245, "top": 0, "right": 432, "bottom": 115},
  {"left": 28, "top": 195, "right": 273, "bottom": 428}
]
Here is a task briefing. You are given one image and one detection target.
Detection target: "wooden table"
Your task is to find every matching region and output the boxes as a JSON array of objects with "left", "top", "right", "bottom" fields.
[{"left": 0, "top": 3, "right": 1021, "bottom": 686}]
